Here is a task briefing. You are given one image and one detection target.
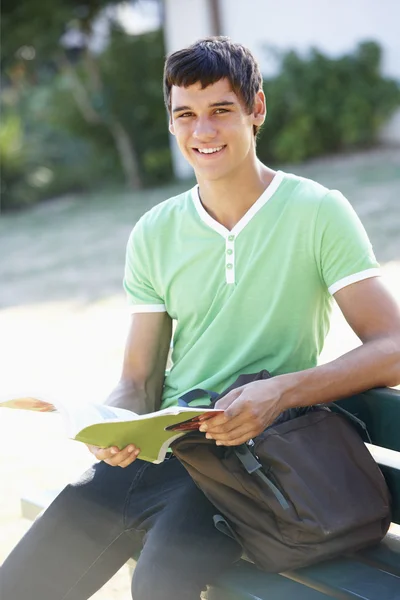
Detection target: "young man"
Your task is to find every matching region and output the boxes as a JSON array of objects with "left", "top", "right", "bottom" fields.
[{"left": 1, "top": 37, "right": 400, "bottom": 600}]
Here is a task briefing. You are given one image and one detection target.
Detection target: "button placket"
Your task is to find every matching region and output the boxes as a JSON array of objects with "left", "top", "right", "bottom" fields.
[{"left": 225, "top": 235, "right": 235, "bottom": 284}]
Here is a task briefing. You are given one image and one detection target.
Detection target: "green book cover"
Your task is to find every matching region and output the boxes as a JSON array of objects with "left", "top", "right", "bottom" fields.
[
  {"left": 0, "top": 396, "right": 222, "bottom": 463},
  {"left": 74, "top": 409, "right": 218, "bottom": 463}
]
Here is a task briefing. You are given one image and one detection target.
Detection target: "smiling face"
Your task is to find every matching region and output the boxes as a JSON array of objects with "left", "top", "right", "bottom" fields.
[{"left": 169, "top": 78, "right": 266, "bottom": 184}]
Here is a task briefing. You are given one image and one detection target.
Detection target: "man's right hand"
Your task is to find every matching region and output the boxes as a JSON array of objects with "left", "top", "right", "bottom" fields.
[{"left": 87, "top": 444, "right": 141, "bottom": 468}]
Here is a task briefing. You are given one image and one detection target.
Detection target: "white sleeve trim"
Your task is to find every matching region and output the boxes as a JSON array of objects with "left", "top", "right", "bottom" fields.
[
  {"left": 130, "top": 304, "right": 166, "bottom": 313},
  {"left": 328, "top": 268, "right": 381, "bottom": 295}
]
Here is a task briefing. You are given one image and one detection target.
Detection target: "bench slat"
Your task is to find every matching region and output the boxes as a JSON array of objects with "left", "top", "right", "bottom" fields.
[
  {"left": 208, "top": 561, "right": 333, "bottom": 599},
  {"left": 357, "top": 530, "right": 400, "bottom": 576},
  {"left": 380, "top": 465, "right": 400, "bottom": 524},
  {"left": 337, "top": 388, "right": 400, "bottom": 452},
  {"left": 283, "top": 556, "right": 400, "bottom": 600},
  {"left": 20, "top": 490, "right": 60, "bottom": 521}
]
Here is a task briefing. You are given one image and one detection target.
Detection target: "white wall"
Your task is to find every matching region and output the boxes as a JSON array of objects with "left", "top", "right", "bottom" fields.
[
  {"left": 220, "top": 0, "right": 400, "bottom": 79},
  {"left": 164, "top": 0, "right": 216, "bottom": 178},
  {"left": 164, "top": 0, "right": 213, "bottom": 52}
]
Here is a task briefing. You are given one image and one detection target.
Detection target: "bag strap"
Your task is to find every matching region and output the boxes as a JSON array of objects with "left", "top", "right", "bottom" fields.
[
  {"left": 234, "top": 445, "right": 290, "bottom": 511},
  {"left": 178, "top": 371, "right": 272, "bottom": 408},
  {"left": 178, "top": 388, "right": 219, "bottom": 406},
  {"left": 215, "top": 370, "right": 272, "bottom": 401},
  {"left": 213, "top": 514, "right": 242, "bottom": 545}
]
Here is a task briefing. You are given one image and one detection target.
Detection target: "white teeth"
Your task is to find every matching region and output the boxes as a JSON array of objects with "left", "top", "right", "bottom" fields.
[{"left": 197, "top": 146, "right": 224, "bottom": 154}]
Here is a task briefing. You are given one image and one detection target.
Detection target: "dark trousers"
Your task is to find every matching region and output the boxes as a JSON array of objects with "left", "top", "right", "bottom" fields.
[{"left": 0, "top": 456, "right": 241, "bottom": 600}]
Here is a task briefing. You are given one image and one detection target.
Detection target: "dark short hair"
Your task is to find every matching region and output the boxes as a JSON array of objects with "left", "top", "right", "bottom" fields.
[{"left": 163, "top": 37, "right": 264, "bottom": 136}]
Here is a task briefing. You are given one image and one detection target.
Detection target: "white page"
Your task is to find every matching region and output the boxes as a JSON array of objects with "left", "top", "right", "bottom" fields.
[
  {"left": 53, "top": 402, "right": 137, "bottom": 438},
  {"left": 0, "top": 394, "right": 137, "bottom": 439},
  {"left": 0, "top": 393, "right": 222, "bottom": 440}
]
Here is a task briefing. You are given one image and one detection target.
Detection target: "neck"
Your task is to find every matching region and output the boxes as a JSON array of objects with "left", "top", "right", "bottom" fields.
[{"left": 196, "top": 158, "right": 276, "bottom": 231}]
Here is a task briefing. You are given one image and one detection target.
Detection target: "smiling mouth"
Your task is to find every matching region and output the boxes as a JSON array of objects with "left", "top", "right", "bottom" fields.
[{"left": 193, "top": 145, "right": 226, "bottom": 156}]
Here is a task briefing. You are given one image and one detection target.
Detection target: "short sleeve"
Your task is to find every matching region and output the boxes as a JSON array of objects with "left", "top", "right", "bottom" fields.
[
  {"left": 123, "top": 220, "right": 166, "bottom": 313},
  {"left": 314, "top": 191, "right": 380, "bottom": 295}
]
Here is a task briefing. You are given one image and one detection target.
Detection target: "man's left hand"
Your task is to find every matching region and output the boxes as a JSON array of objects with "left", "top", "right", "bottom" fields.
[{"left": 199, "top": 379, "right": 287, "bottom": 446}]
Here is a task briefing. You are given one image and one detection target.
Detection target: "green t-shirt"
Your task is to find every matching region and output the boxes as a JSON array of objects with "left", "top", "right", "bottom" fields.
[{"left": 124, "top": 171, "right": 379, "bottom": 409}]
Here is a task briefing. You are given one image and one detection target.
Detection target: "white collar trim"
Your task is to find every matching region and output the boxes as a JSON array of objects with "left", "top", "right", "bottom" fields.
[{"left": 191, "top": 170, "right": 285, "bottom": 238}]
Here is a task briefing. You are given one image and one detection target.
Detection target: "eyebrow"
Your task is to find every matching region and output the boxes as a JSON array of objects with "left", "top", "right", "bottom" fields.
[{"left": 172, "top": 101, "right": 236, "bottom": 114}]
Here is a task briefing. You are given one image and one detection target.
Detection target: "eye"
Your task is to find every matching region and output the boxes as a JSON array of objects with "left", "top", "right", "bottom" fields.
[
  {"left": 178, "top": 112, "right": 194, "bottom": 118},
  {"left": 215, "top": 108, "right": 229, "bottom": 114}
]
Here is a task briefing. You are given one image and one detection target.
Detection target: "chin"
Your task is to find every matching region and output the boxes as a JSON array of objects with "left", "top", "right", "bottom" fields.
[
  {"left": 194, "top": 170, "right": 223, "bottom": 183},
  {"left": 203, "top": 166, "right": 235, "bottom": 182}
]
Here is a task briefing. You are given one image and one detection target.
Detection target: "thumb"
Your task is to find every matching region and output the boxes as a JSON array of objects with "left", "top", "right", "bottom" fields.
[{"left": 86, "top": 444, "right": 100, "bottom": 456}]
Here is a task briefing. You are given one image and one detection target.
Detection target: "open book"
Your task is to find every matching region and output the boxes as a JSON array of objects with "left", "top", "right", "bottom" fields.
[{"left": 0, "top": 396, "right": 222, "bottom": 463}]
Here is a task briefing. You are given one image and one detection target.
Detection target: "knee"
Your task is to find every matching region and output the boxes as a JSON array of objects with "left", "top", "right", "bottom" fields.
[
  {"left": 130, "top": 534, "right": 239, "bottom": 600},
  {"left": 131, "top": 558, "right": 204, "bottom": 600}
]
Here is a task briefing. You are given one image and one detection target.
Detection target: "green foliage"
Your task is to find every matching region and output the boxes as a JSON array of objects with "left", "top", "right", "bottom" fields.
[
  {"left": 0, "top": 108, "right": 36, "bottom": 209},
  {"left": 0, "top": 86, "right": 102, "bottom": 210},
  {"left": 257, "top": 41, "right": 400, "bottom": 164},
  {"left": 1, "top": 29, "right": 172, "bottom": 210}
]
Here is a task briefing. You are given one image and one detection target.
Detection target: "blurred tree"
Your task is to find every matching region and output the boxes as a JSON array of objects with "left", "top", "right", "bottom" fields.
[{"left": 1, "top": 0, "right": 152, "bottom": 190}]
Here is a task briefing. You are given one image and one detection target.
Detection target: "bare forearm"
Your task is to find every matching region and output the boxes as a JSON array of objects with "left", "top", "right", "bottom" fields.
[
  {"left": 280, "top": 335, "right": 400, "bottom": 410},
  {"left": 105, "top": 377, "right": 163, "bottom": 415}
]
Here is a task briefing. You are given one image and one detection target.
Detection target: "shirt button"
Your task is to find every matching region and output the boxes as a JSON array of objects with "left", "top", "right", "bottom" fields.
[
  {"left": 226, "top": 263, "right": 233, "bottom": 269},
  {"left": 227, "top": 249, "right": 233, "bottom": 255},
  {"left": 228, "top": 235, "right": 235, "bottom": 242}
]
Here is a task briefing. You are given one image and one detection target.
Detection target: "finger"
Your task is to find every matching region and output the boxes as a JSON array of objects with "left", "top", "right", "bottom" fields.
[
  {"left": 213, "top": 424, "right": 255, "bottom": 444},
  {"left": 216, "top": 433, "right": 255, "bottom": 446},
  {"left": 201, "top": 398, "right": 250, "bottom": 434},
  {"left": 118, "top": 449, "right": 141, "bottom": 468},
  {"left": 93, "top": 446, "right": 121, "bottom": 461},
  {"left": 106, "top": 445, "right": 139, "bottom": 466},
  {"left": 204, "top": 412, "right": 247, "bottom": 435},
  {"left": 95, "top": 444, "right": 138, "bottom": 464},
  {"left": 200, "top": 412, "right": 233, "bottom": 430}
]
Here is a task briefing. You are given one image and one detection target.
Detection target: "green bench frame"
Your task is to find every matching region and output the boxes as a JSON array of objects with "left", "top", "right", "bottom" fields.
[{"left": 21, "top": 387, "right": 400, "bottom": 599}]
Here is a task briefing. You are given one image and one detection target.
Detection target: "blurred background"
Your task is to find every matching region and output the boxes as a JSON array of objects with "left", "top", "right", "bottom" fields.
[{"left": 1, "top": 1, "right": 399, "bottom": 598}]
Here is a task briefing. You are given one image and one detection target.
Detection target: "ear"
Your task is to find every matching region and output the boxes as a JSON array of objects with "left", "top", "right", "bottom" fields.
[
  {"left": 169, "top": 116, "right": 175, "bottom": 136},
  {"left": 252, "top": 89, "right": 267, "bottom": 127}
]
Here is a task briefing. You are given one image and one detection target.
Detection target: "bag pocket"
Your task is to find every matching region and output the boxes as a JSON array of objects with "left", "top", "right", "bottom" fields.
[{"left": 253, "top": 410, "right": 390, "bottom": 544}]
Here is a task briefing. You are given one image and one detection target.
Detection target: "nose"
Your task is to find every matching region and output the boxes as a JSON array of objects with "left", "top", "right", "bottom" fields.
[{"left": 192, "top": 116, "right": 217, "bottom": 142}]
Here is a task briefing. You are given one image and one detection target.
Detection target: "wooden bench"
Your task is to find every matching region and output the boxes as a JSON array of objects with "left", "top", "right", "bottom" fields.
[{"left": 21, "top": 387, "right": 400, "bottom": 599}]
